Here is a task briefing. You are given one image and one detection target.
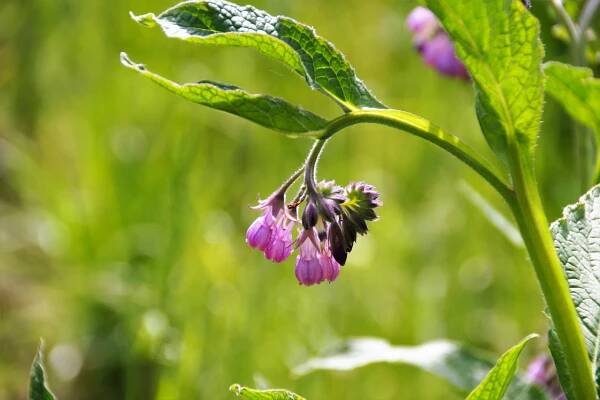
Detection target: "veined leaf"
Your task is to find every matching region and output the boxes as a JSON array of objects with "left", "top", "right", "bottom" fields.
[
  {"left": 467, "top": 335, "right": 538, "bottom": 400},
  {"left": 229, "top": 384, "right": 305, "bottom": 400},
  {"left": 551, "top": 184, "right": 600, "bottom": 397},
  {"left": 426, "top": 0, "right": 544, "bottom": 162},
  {"left": 293, "top": 337, "right": 547, "bottom": 400},
  {"left": 129, "top": 0, "right": 384, "bottom": 111},
  {"left": 544, "top": 62, "right": 600, "bottom": 134},
  {"left": 29, "top": 342, "right": 56, "bottom": 400},
  {"left": 120, "top": 52, "right": 328, "bottom": 135}
]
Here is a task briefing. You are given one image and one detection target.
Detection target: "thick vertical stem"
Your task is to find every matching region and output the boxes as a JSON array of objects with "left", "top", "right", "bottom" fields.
[{"left": 507, "top": 148, "right": 596, "bottom": 400}]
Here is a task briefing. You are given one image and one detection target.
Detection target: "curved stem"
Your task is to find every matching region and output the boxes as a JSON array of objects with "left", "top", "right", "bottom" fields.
[
  {"left": 304, "top": 139, "right": 327, "bottom": 197},
  {"left": 317, "top": 109, "right": 514, "bottom": 203}
]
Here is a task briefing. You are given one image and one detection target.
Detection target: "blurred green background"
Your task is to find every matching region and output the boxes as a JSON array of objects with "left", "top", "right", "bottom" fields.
[{"left": 0, "top": 0, "right": 590, "bottom": 399}]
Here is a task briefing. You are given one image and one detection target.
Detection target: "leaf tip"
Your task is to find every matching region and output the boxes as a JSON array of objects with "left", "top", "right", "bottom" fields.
[
  {"left": 229, "top": 384, "right": 242, "bottom": 396},
  {"left": 129, "top": 11, "right": 157, "bottom": 27},
  {"left": 119, "top": 52, "right": 146, "bottom": 73}
]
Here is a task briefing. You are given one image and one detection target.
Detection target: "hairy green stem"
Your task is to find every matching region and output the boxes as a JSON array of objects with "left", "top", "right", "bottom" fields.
[
  {"left": 317, "top": 109, "right": 513, "bottom": 202},
  {"left": 274, "top": 164, "right": 305, "bottom": 198},
  {"left": 506, "top": 147, "right": 596, "bottom": 400},
  {"left": 304, "top": 139, "right": 327, "bottom": 197},
  {"left": 316, "top": 108, "right": 596, "bottom": 398}
]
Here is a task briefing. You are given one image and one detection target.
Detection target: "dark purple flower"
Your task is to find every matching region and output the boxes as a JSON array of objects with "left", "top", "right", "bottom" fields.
[
  {"left": 406, "top": 6, "right": 469, "bottom": 80},
  {"left": 301, "top": 201, "right": 319, "bottom": 229}
]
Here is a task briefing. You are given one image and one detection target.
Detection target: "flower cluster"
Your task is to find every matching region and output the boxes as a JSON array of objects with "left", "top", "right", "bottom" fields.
[
  {"left": 406, "top": 6, "right": 469, "bottom": 79},
  {"left": 246, "top": 179, "right": 381, "bottom": 286}
]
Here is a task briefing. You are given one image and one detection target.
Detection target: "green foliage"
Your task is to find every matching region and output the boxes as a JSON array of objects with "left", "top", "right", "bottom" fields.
[
  {"left": 545, "top": 63, "right": 600, "bottom": 134},
  {"left": 29, "top": 343, "right": 56, "bottom": 400},
  {"left": 425, "top": 0, "right": 544, "bottom": 162},
  {"left": 466, "top": 335, "right": 537, "bottom": 400},
  {"left": 294, "top": 337, "right": 546, "bottom": 400},
  {"left": 548, "top": 329, "right": 575, "bottom": 399},
  {"left": 120, "top": 52, "right": 328, "bottom": 135},
  {"left": 229, "top": 384, "right": 305, "bottom": 400},
  {"left": 129, "top": 0, "right": 384, "bottom": 111},
  {"left": 551, "top": 184, "right": 600, "bottom": 397}
]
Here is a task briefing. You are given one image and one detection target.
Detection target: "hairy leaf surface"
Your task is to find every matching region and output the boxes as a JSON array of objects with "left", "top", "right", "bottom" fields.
[
  {"left": 294, "top": 337, "right": 546, "bottom": 399},
  {"left": 551, "top": 184, "right": 600, "bottom": 396},
  {"left": 229, "top": 384, "right": 305, "bottom": 400},
  {"left": 29, "top": 344, "right": 56, "bottom": 400},
  {"left": 545, "top": 62, "right": 600, "bottom": 134},
  {"left": 425, "top": 0, "right": 544, "bottom": 162},
  {"left": 120, "top": 52, "right": 327, "bottom": 135},
  {"left": 129, "top": 0, "right": 384, "bottom": 111}
]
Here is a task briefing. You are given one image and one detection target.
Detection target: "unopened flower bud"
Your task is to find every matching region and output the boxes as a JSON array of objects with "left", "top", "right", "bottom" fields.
[
  {"left": 302, "top": 202, "right": 319, "bottom": 229},
  {"left": 328, "top": 223, "right": 348, "bottom": 266}
]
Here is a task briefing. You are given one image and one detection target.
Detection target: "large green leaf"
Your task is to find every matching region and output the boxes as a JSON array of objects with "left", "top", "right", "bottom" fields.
[
  {"left": 551, "top": 184, "right": 600, "bottom": 397},
  {"left": 293, "top": 337, "right": 547, "bottom": 400},
  {"left": 229, "top": 384, "right": 305, "bottom": 400},
  {"left": 466, "top": 335, "right": 537, "bottom": 400},
  {"left": 29, "top": 343, "right": 56, "bottom": 400},
  {"left": 120, "top": 52, "right": 328, "bottom": 135},
  {"left": 129, "top": 0, "right": 384, "bottom": 111},
  {"left": 544, "top": 62, "right": 600, "bottom": 134},
  {"left": 425, "top": 0, "right": 544, "bottom": 162}
]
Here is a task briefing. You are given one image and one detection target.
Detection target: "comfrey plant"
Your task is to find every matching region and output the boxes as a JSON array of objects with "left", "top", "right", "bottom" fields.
[{"left": 95, "top": 0, "right": 600, "bottom": 399}]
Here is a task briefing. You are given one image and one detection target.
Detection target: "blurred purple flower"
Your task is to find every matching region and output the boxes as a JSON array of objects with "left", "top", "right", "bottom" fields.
[
  {"left": 406, "top": 6, "right": 469, "bottom": 79},
  {"left": 526, "top": 355, "right": 566, "bottom": 400}
]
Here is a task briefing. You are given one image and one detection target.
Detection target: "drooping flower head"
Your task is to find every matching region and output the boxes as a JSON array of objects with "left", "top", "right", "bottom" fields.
[{"left": 246, "top": 173, "right": 380, "bottom": 286}]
